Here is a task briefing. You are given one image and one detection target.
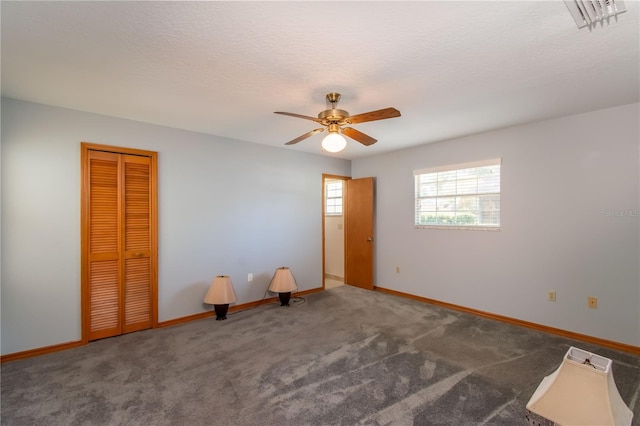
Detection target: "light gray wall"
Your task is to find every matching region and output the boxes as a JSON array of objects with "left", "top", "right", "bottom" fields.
[
  {"left": 352, "top": 103, "right": 640, "bottom": 347},
  {"left": 1, "top": 98, "right": 350, "bottom": 355},
  {"left": 324, "top": 215, "right": 344, "bottom": 278}
]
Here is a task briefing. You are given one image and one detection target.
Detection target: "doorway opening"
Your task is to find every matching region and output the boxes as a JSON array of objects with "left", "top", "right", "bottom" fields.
[{"left": 322, "top": 174, "right": 349, "bottom": 289}]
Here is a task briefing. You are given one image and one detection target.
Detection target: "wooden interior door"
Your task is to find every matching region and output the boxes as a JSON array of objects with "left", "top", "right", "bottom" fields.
[
  {"left": 344, "top": 177, "right": 375, "bottom": 290},
  {"left": 81, "top": 143, "right": 158, "bottom": 343}
]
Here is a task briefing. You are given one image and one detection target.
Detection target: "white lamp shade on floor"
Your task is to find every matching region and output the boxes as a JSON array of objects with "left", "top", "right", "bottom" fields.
[
  {"left": 526, "top": 346, "right": 633, "bottom": 426},
  {"left": 204, "top": 275, "right": 237, "bottom": 305},
  {"left": 268, "top": 267, "right": 297, "bottom": 293}
]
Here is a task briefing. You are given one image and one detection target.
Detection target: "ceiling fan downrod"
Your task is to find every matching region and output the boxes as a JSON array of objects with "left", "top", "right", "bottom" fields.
[{"left": 326, "top": 92, "right": 341, "bottom": 108}]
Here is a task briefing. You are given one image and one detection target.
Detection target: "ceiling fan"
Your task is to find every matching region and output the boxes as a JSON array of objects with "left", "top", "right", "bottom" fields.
[{"left": 274, "top": 93, "right": 401, "bottom": 153}]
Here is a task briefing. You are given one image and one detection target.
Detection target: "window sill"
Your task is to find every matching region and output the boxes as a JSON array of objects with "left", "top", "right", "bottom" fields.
[{"left": 414, "top": 225, "right": 500, "bottom": 231}]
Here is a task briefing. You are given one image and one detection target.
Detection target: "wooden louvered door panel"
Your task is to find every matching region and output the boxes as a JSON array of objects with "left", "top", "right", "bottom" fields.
[
  {"left": 122, "top": 156, "right": 152, "bottom": 333},
  {"left": 82, "top": 143, "right": 157, "bottom": 343},
  {"left": 87, "top": 151, "right": 122, "bottom": 340}
]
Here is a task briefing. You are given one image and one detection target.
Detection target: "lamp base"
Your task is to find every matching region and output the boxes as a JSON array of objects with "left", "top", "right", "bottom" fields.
[
  {"left": 525, "top": 411, "right": 553, "bottom": 426},
  {"left": 214, "top": 304, "right": 229, "bottom": 320},
  {"left": 278, "top": 292, "right": 292, "bottom": 306}
]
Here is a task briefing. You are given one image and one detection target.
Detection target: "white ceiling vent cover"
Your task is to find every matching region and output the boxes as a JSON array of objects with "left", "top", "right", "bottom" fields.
[{"left": 565, "top": 0, "right": 627, "bottom": 28}]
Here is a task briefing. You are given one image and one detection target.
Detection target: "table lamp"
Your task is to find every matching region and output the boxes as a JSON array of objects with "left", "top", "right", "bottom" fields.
[
  {"left": 268, "top": 267, "right": 298, "bottom": 306},
  {"left": 204, "top": 275, "right": 237, "bottom": 320}
]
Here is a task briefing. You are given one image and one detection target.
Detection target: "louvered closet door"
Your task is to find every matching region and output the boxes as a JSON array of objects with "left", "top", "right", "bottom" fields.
[{"left": 85, "top": 147, "right": 155, "bottom": 341}]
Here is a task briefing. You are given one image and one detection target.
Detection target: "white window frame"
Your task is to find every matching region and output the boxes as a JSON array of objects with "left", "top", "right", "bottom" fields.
[
  {"left": 325, "top": 180, "right": 343, "bottom": 216},
  {"left": 414, "top": 158, "right": 501, "bottom": 231}
]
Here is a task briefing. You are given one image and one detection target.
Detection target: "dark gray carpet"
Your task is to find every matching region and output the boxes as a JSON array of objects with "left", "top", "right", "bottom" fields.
[{"left": 2, "top": 285, "right": 639, "bottom": 425}]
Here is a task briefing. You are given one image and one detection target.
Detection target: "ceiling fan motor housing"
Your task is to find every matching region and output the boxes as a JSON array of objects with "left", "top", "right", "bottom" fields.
[{"left": 318, "top": 109, "right": 350, "bottom": 125}]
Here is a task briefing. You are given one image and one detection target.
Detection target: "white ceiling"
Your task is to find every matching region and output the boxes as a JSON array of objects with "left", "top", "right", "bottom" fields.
[{"left": 2, "top": 1, "right": 638, "bottom": 159}]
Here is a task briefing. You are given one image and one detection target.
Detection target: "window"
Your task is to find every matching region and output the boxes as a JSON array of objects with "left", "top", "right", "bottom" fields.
[
  {"left": 325, "top": 180, "right": 343, "bottom": 216},
  {"left": 414, "top": 159, "right": 501, "bottom": 229}
]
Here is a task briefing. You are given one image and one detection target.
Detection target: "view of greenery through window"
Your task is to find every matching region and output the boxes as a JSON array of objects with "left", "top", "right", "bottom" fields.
[
  {"left": 415, "top": 162, "right": 500, "bottom": 228},
  {"left": 325, "top": 180, "right": 343, "bottom": 216}
]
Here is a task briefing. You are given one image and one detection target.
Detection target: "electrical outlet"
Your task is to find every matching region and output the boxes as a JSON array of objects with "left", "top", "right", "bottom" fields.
[
  {"left": 248, "top": 273, "right": 253, "bottom": 282},
  {"left": 396, "top": 267, "right": 400, "bottom": 273},
  {"left": 588, "top": 296, "right": 598, "bottom": 309},
  {"left": 548, "top": 290, "right": 556, "bottom": 302}
]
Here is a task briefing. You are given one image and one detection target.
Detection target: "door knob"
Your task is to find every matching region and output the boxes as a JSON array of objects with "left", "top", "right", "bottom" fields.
[{"left": 367, "top": 237, "right": 373, "bottom": 242}]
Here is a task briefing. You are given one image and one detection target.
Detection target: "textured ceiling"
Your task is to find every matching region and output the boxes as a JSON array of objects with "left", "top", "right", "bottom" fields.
[{"left": 2, "top": 1, "right": 638, "bottom": 159}]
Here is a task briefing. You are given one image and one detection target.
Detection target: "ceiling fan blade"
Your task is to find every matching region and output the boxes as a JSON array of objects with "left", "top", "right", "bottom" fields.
[
  {"left": 284, "top": 128, "right": 325, "bottom": 145},
  {"left": 275, "top": 111, "right": 323, "bottom": 123},
  {"left": 347, "top": 107, "right": 401, "bottom": 124},
  {"left": 342, "top": 127, "right": 377, "bottom": 146}
]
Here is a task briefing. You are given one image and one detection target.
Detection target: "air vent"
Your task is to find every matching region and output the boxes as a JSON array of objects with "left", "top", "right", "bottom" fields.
[{"left": 564, "top": 0, "right": 627, "bottom": 28}]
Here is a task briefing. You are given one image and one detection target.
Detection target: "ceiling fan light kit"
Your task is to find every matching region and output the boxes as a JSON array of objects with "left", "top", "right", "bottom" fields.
[
  {"left": 321, "top": 133, "right": 347, "bottom": 153},
  {"left": 275, "top": 92, "right": 401, "bottom": 153}
]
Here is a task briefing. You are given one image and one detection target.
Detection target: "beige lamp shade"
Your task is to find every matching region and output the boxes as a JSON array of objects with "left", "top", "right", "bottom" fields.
[
  {"left": 526, "top": 346, "right": 633, "bottom": 426},
  {"left": 268, "top": 267, "right": 298, "bottom": 293},
  {"left": 204, "top": 275, "right": 237, "bottom": 305}
]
